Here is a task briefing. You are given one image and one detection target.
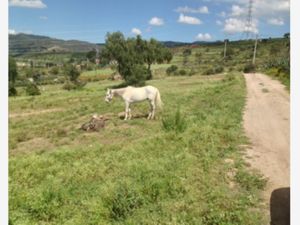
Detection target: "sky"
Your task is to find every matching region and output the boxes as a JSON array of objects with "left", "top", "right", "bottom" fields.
[{"left": 9, "top": 0, "right": 290, "bottom": 43}]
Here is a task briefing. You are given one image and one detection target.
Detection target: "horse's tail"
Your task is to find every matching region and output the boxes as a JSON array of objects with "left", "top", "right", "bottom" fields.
[{"left": 155, "top": 90, "right": 163, "bottom": 110}]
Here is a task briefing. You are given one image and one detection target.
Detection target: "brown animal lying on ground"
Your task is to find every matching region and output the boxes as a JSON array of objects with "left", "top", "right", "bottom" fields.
[{"left": 81, "top": 114, "right": 109, "bottom": 132}]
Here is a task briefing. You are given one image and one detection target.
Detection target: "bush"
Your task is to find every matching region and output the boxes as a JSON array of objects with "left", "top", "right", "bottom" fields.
[
  {"left": 188, "top": 69, "right": 196, "bottom": 76},
  {"left": 25, "top": 82, "right": 41, "bottom": 96},
  {"left": 9, "top": 84, "right": 17, "bottom": 96},
  {"left": 64, "top": 64, "right": 80, "bottom": 82},
  {"left": 162, "top": 108, "right": 187, "bottom": 133},
  {"left": 183, "top": 48, "right": 192, "bottom": 56},
  {"left": 243, "top": 63, "right": 256, "bottom": 73},
  {"left": 50, "top": 66, "right": 59, "bottom": 75},
  {"left": 166, "top": 65, "right": 178, "bottom": 75},
  {"left": 62, "top": 80, "right": 86, "bottom": 90},
  {"left": 214, "top": 66, "right": 224, "bottom": 74},
  {"left": 202, "top": 67, "right": 215, "bottom": 75},
  {"left": 178, "top": 69, "right": 187, "bottom": 76},
  {"left": 264, "top": 58, "right": 290, "bottom": 74}
]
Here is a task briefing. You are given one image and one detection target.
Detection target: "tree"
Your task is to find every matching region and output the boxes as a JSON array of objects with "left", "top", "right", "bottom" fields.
[
  {"left": 183, "top": 48, "right": 192, "bottom": 56},
  {"left": 9, "top": 56, "right": 18, "bottom": 84},
  {"left": 86, "top": 49, "right": 97, "bottom": 63},
  {"left": 283, "top": 33, "right": 290, "bottom": 39},
  {"left": 182, "top": 48, "right": 192, "bottom": 65},
  {"left": 100, "top": 32, "right": 173, "bottom": 85},
  {"left": 64, "top": 64, "right": 80, "bottom": 82},
  {"left": 9, "top": 56, "right": 18, "bottom": 96},
  {"left": 195, "top": 52, "right": 202, "bottom": 65}
]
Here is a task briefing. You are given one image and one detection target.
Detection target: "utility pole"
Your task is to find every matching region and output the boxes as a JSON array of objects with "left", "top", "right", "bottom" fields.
[
  {"left": 252, "top": 34, "right": 258, "bottom": 65},
  {"left": 224, "top": 39, "right": 228, "bottom": 59},
  {"left": 245, "top": 0, "right": 254, "bottom": 39}
]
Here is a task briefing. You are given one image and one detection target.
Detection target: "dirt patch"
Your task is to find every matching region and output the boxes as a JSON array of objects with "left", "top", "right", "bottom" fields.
[
  {"left": 243, "top": 73, "right": 290, "bottom": 224},
  {"left": 9, "top": 108, "right": 64, "bottom": 119}
]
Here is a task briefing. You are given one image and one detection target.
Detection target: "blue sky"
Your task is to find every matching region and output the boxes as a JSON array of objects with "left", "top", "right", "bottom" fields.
[{"left": 9, "top": 0, "right": 290, "bottom": 43}]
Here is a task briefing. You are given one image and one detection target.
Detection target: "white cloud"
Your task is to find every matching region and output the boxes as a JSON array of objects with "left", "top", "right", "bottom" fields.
[
  {"left": 223, "top": 17, "right": 258, "bottom": 34},
  {"left": 131, "top": 28, "right": 142, "bottom": 35},
  {"left": 216, "top": 20, "right": 223, "bottom": 25},
  {"left": 215, "top": 0, "right": 289, "bottom": 18},
  {"left": 230, "top": 5, "right": 245, "bottom": 17},
  {"left": 267, "top": 18, "right": 284, "bottom": 26},
  {"left": 178, "top": 14, "right": 202, "bottom": 25},
  {"left": 215, "top": 0, "right": 289, "bottom": 35},
  {"left": 9, "top": 29, "right": 17, "bottom": 35},
  {"left": 9, "top": 0, "right": 47, "bottom": 8},
  {"left": 195, "top": 33, "right": 212, "bottom": 41},
  {"left": 149, "top": 17, "right": 164, "bottom": 26},
  {"left": 175, "top": 6, "right": 209, "bottom": 14}
]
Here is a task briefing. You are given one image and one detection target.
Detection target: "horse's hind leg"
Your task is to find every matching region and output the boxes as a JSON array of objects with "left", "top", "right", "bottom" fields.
[
  {"left": 128, "top": 108, "right": 132, "bottom": 120},
  {"left": 150, "top": 100, "right": 156, "bottom": 120},
  {"left": 147, "top": 100, "right": 153, "bottom": 119}
]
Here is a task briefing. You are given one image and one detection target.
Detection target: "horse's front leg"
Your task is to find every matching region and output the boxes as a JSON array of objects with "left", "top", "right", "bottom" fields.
[
  {"left": 124, "top": 102, "right": 131, "bottom": 120},
  {"left": 147, "top": 101, "right": 153, "bottom": 120}
]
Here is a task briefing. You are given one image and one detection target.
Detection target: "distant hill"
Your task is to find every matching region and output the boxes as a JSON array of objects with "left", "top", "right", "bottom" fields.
[
  {"left": 160, "top": 40, "right": 224, "bottom": 48},
  {"left": 9, "top": 33, "right": 223, "bottom": 56},
  {"left": 9, "top": 33, "right": 100, "bottom": 56}
]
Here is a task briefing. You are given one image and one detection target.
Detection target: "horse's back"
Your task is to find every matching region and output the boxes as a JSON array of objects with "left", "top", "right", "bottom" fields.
[{"left": 144, "top": 85, "right": 158, "bottom": 92}]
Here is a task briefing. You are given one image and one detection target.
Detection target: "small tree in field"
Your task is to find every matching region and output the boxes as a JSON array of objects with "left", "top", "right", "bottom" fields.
[
  {"left": 64, "top": 64, "right": 80, "bottom": 82},
  {"left": 9, "top": 56, "right": 18, "bottom": 96},
  {"left": 86, "top": 49, "right": 97, "bottom": 63},
  {"left": 62, "top": 64, "right": 85, "bottom": 90},
  {"left": 195, "top": 52, "right": 202, "bottom": 65}
]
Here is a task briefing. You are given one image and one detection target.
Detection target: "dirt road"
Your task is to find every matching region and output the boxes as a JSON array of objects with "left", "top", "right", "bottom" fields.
[{"left": 243, "top": 73, "right": 290, "bottom": 225}]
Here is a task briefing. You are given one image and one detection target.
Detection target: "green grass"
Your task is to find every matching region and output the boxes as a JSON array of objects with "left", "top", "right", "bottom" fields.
[{"left": 9, "top": 73, "right": 267, "bottom": 224}]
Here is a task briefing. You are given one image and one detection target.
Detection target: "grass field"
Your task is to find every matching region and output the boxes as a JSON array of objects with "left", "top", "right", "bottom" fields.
[{"left": 9, "top": 73, "right": 267, "bottom": 224}]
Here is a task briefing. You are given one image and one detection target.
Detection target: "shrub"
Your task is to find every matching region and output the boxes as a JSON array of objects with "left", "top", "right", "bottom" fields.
[
  {"left": 243, "top": 63, "right": 256, "bottom": 73},
  {"left": 183, "top": 48, "right": 192, "bottom": 56},
  {"left": 9, "top": 84, "right": 17, "bottom": 96},
  {"left": 178, "top": 69, "right": 187, "bottom": 76},
  {"left": 62, "top": 80, "right": 86, "bottom": 90},
  {"left": 107, "top": 185, "right": 143, "bottom": 221},
  {"left": 188, "top": 69, "right": 196, "bottom": 76},
  {"left": 203, "top": 67, "right": 214, "bottom": 75},
  {"left": 162, "top": 108, "right": 187, "bottom": 133},
  {"left": 25, "top": 82, "right": 41, "bottom": 96},
  {"left": 166, "top": 65, "right": 178, "bottom": 75},
  {"left": 50, "top": 66, "right": 59, "bottom": 75},
  {"left": 223, "top": 73, "right": 236, "bottom": 82},
  {"left": 64, "top": 64, "right": 80, "bottom": 82},
  {"left": 214, "top": 66, "right": 224, "bottom": 74},
  {"left": 264, "top": 58, "right": 290, "bottom": 74}
]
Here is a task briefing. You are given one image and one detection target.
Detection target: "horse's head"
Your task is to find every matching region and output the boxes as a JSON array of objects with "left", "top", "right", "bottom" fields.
[{"left": 105, "top": 89, "right": 113, "bottom": 103}]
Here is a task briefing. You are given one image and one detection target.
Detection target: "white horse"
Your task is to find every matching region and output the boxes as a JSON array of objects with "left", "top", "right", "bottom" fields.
[{"left": 105, "top": 85, "right": 162, "bottom": 120}]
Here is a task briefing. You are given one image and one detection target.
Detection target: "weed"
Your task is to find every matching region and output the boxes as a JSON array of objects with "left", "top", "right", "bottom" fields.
[{"left": 162, "top": 108, "right": 187, "bottom": 133}]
